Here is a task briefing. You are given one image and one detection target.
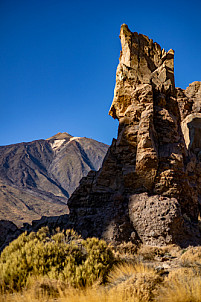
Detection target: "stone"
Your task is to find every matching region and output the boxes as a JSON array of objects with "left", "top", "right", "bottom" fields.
[
  {"left": 68, "top": 25, "right": 201, "bottom": 246},
  {"left": 0, "top": 220, "right": 20, "bottom": 251},
  {"left": 128, "top": 193, "right": 195, "bottom": 246}
]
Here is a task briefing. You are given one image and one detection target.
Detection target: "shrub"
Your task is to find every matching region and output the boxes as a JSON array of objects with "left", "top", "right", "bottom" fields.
[
  {"left": 60, "top": 237, "right": 115, "bottom": 287},
  {"left": 0, "top": 227, "right": 114, "bottom": 291}
]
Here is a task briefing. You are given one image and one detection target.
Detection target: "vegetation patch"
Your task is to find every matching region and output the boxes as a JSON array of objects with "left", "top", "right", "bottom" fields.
[
  {"left": 156, "top": 267, "right": 201, "bottom": 302},
  {"left": 180, "top": 246, "right": 201, "bottom": 267},
  {"left": 0, "top": 227, "right": 114, "bottom": 292},
  {"left": 1, "top": 231, "right": 201, "bottom": 302},
  {"left": 108, "top": 263, "right": 162, "bottom": 302}
]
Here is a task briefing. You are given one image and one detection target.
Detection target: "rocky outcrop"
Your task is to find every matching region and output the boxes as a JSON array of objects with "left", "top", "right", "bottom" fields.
[
  {"left": 0, "top": 220, "right": 20, "bottom": 250},
  {"left": 68, "top": 25, "right": 201, "bottom": 246},
  {"left": 0, "top": 214, "right": 70, "bottom": 251},
  {"left": 0, "top": 133, "right": 108, "bottom": 227}
]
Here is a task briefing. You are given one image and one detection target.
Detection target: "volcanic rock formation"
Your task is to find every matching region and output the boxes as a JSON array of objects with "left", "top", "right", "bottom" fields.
[
  {"left": 68, "top": 25, "right": 201, "bottom": 246},
  {"left": 0, "top": 133, "right": 108, "bottom": 227}
]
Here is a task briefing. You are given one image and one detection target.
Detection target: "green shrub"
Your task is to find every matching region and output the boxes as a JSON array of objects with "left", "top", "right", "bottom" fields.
[
  {"left": 61, "top": 237, "right": 114, "bottom": 287},
  {"left": 0, "top": 227, "right": 114, "bottom": 291}
]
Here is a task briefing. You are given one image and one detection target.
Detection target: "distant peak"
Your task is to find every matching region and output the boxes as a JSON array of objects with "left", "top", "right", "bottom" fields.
[
  {"left": 46, "top": 132, "right": 73, "bottom": 141},
  {"left": 47, "top": 134, "right": 83, "bottom": 152}
]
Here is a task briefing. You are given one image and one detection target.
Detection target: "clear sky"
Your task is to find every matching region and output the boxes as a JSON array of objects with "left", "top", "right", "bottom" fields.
[{"left": 1, "top": 0, "right": 201, "bottom": 146}]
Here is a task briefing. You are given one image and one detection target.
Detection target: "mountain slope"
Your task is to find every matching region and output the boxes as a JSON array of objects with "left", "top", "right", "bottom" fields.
[{"left": 0, "top": 133, "right": 108, "bottom": 227}]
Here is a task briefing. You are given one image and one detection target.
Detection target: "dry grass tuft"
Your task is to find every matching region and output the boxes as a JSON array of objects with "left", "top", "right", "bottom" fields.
[
  {"left": 0, "top": 285, "right": 142, "bottom": 302},
  {"left": 108, "top": 262, "right": 162, "bottom": 302},
  {"left": 114, "top": 241, "right": 138, "bottom": 256},
  {"left": 112, "top": 241, "right": 138, "bottom": 264},
  {"left": 137, "top": 245, "right": 164, "bottom": 261},
  {"left": 180, "top": 246, "right": 201, "bottom": 267},
  {"left": 156, "top": 267, "right": 201, "bottom": 302},
  {"left": 26, "top": 276, "right": 67, "bottom": 299},
  {"left": 137, "top": 244, "right": 181, "bottom": 261}
]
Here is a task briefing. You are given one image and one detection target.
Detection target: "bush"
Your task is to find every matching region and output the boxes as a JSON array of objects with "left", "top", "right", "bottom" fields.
[
  {"left": 61, "top": 237, "right": 114, "bottom": 287},
  {"left": 0, "top": 227, "right": 114, "bottom": 291}
]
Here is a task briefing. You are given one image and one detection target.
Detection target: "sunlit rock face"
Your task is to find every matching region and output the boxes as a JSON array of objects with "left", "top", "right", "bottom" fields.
[
  {"left": 68, "top": 25, "right": 201, "bottom": 246},
  {"left": 181, "top": 114, "right": 201, "bottom": 151}
]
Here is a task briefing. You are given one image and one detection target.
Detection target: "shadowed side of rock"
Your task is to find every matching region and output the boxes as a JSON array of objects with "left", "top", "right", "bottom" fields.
[{"left": 0, "top": 214, "right": 70, "bottom": 251}]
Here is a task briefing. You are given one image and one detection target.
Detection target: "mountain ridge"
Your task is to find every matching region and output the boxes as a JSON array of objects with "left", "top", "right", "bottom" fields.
[{"left": 0, "top": 133, "right": 109, "bottom": 227}]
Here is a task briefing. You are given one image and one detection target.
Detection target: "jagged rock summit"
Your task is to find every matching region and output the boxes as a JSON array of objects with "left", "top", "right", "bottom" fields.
[{"left": 68, "top": 24, "right": 201, "bottom": 247}]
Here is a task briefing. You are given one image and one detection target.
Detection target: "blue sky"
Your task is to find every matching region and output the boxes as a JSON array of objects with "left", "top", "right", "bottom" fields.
[{"left": 0, "top": 0, "right": 201, "bottom": 146}]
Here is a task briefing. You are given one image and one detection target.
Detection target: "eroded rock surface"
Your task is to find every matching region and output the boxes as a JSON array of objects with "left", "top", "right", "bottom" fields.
[{"left": 68, "top": 25, "right": 201, "bottom": 246}]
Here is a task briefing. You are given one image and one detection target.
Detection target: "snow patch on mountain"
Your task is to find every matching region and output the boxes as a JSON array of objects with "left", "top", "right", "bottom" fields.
[{"left": 50, "top": 139, "right": 66, "bottom": 150}]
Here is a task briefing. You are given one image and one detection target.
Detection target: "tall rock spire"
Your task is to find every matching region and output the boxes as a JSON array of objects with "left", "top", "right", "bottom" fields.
[{"left": 68, "top": 25, "right": 201, "bottom": 247}]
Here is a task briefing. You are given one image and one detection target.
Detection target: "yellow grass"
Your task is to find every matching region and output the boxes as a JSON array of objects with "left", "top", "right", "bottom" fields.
[
  {"left": 1, "top": 244, "right": 201, "bottom": 302},
  {"left": 0, "top": 286, "right": 139, "bottom": 302},
  {"left": 108, "top": 262, "right": 162, "bottom": 302},
  {"left": 0, "top": 264, "right": 159, "bottom": 302},
  {"left": 156, "top": 267, "right": 201, "bottom": 302},
  {"left": 1, "top": 265, "right": 201, "bottom": 302},
  {"left": 108, "top": 262, "right": 157, "bottom": 284},
  {"left": 180, "top": 246, "right": 201, "bottom": 266},
  {"left": 137, "top": 244, "right": 181, "bottom": 261}
]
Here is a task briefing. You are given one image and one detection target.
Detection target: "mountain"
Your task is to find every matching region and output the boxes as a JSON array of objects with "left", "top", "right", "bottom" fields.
[
  {"left": 0, "top": 133, "right": 108, "bottom": 227},
  {"left": 67, "top": 24, "right": 201, "bottom": 247}
]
